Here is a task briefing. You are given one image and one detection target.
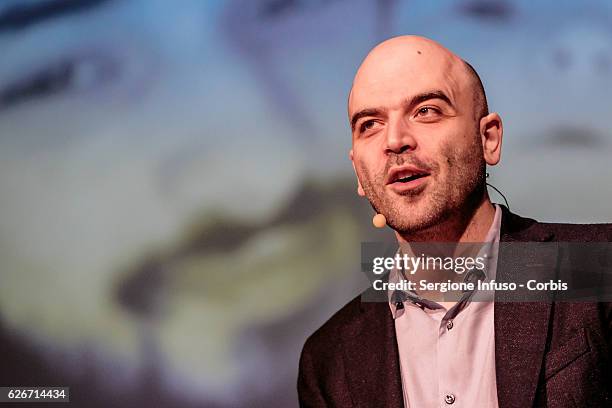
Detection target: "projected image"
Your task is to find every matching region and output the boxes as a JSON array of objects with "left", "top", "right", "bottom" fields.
[{"left": 0, "top": 0, "right": 611, "bottom": 406}]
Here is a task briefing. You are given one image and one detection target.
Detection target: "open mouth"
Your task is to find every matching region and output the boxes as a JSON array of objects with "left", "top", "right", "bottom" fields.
[
  {"left": 395, "top": 173, "right": 428, "bottom": 183},
  {"left": 386, "top": 166, "right": 430, "bottom": 191},
  {"left": 387, "top": 167, "right": 430, "bottom": 183}
]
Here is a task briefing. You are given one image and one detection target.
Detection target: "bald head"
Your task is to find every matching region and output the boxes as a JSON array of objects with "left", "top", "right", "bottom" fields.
[
  {"left": 463, "top": 60, "right": 489, "bottom": 121},
  {"left": 348, "top": 35, "right": 503, "bottom": 238},
  {"left": 349, "top": 36, "right": 488, "bottom": 125}
]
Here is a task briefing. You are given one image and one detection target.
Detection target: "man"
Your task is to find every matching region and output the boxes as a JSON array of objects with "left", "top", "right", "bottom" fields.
[{"left": 297, "top": 36, "right": 611, "bottom": 407}]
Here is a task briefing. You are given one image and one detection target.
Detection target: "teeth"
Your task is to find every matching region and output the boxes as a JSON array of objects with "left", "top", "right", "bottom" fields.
[
  {"left": 390, "top": 170, "right": 428, "bottom": 183},
  {"left": 397, "top": 173, "right": 425, "bottom": 182}
]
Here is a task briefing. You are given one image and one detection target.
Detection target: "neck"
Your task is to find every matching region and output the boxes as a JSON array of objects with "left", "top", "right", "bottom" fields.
[{"left": 394, "top": 192, "right": 496, "bottom": 244}]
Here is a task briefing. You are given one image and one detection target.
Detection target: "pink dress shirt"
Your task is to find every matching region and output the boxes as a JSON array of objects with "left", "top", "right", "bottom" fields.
[{"left": 391, "top": 204, "right": 502, "bottom": 407}]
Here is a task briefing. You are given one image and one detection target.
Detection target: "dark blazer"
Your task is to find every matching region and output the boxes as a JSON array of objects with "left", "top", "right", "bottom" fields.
[{"left": 298, "top": 207, "right": 612, "bottom": 407}]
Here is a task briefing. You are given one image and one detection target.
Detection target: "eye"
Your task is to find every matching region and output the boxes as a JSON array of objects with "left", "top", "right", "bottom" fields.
[
  {"left": 359, "top": 119, "right": 380, "bottom": 134},
  {"left": 416, "top": 106, "right": 440, "bottom": 117}
]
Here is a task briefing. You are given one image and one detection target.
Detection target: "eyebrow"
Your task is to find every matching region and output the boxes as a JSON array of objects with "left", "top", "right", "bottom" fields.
[
  {"left": 350, "top": 108, "right": 386, "bottom": 131},
  {"left": 350, "top": 90, "right": 454, "bottom": 131}
]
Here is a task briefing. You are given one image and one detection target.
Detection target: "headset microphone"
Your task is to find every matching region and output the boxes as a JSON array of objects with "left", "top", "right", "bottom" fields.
[{"left": 372, "top": 213, "right": 387, "bottom": 228}]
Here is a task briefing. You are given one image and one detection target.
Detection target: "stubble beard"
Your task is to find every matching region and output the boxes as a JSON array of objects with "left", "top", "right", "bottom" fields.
[{"left": 358, "top": 138, "right": 486, "bottom": 237}]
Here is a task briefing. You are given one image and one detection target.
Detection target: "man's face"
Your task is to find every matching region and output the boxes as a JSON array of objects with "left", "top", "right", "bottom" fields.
[{"left": 349, "top": 39, "right": 486, "bottom": 234}]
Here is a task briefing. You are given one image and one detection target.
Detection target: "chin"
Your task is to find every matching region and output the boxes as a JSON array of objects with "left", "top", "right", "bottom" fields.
[
  {"left": 388, "top": 214, "right": 432, "bottom": 233},
  {"left": 387, "top": 203, "right": 446, "bottom": 234}
]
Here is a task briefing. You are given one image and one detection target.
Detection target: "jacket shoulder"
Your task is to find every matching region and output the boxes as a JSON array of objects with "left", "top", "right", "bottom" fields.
[
  {"left": 501, "top": 205, "right": 612, "bottom": 242},
  {"left": 538, "top": 222, "right": 612, "bottom": 242},
  {"left": 302, "top": 294, "right": 363, "bottom": 354},
  {"left": 298, "top": 295, "right": 366, "bottom": 405}
]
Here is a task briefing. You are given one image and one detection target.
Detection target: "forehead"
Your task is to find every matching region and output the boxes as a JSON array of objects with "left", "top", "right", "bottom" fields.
[{"left": 349, "top": 46, "right": 469, "bottom": 115}]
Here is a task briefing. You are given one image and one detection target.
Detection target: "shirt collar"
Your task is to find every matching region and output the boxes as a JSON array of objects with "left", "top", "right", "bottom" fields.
[{"left": 388, "top": 204, "right": 503, "bottom": 319}]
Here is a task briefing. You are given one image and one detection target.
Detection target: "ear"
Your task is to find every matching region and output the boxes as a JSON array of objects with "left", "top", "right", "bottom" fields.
[
  {"left": 349, "top": 149, "right": 366, "bottom": 197},
  {"left": 479, "top": 112, "right": 503, "bottom": 166}
]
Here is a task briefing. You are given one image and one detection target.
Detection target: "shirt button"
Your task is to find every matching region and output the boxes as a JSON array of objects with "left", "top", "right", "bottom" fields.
[
  {"left": 446, "top": 320, "right": 454, "bottom": 330},
  {"left": 445, "top": 393, "right": 456, "bottom": 405}
]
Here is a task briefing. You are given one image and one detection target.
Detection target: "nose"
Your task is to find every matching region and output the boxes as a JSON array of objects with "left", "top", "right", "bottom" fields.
[{"left": 385, "top": 118, "right": 417, "bottom": 154}]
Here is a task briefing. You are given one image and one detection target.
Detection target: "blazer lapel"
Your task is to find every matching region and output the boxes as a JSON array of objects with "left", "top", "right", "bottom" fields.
[
  {"left": 341, "top": 299, "right": 403, "bottom": 408},
  {"left": 495, "top": 207, "right": 556, "bottom": 408}
]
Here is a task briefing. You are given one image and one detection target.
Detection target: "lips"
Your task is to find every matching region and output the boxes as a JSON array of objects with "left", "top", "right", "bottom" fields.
[
  {"left": 385, "top": 165, "right": 430, "bottom": 194},
  {"left": 386, "top": 165, "right": 430, "bottom": 185}
]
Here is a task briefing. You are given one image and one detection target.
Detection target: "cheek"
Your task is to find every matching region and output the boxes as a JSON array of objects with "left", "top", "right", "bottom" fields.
[
  {"left": 430, "top": 140, "right": 464, "bottom": 178},
  {"left": 437, "top": 138, "right": 483, "bottom": 182},
  {"left": 436, "top": 125, "right": 481, "bottom": 161},
  {"left": 354, "top": 148, "right": 384, "bottom": 177},
  {"left": 416, "top": 137, "right": 449, "bottom": 173}
]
